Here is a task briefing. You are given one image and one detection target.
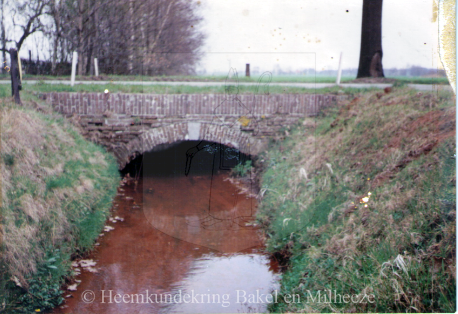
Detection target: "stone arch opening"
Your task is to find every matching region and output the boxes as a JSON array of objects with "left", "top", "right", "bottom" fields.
[
  {"left": 121, "top": 140, "right": 252, "bottom": 178},
  {"left": 117, "top": 122, "right": 266, "bottom": 170}
]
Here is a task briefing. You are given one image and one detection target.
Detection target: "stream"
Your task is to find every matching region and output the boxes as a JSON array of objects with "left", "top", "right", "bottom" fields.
[{"left": 53, "top": 141, "right": 279, "bottom": 314}]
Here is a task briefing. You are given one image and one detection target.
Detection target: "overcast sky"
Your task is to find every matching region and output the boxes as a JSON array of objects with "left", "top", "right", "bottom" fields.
[{"left": 194, "top": 0, "right": 441, "bottom": 74}]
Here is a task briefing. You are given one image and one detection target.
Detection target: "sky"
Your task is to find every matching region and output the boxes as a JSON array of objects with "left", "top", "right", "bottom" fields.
[
  {"left": 12, "top": 0, "right": 441, "bottom": 76},
  {"left": 193, "top": 0, "right": 441, "bottom": 75}
]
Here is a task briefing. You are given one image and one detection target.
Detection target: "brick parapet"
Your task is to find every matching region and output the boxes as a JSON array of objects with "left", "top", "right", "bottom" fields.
[{"left": 43, "top": 92, "right": 347, "bottom": 168}]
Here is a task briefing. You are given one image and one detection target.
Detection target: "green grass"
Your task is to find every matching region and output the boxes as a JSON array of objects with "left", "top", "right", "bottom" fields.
[
  {"left": 0, "top": 95, "right": 120, "bottom": 313},
  {"left": 0, "top": 73, "right": 450, "bottom": 85},
  {"left": 0, "top": 82, "right": 381, "bottom": 96},
  {"left": 388, "top": 76, "right": 450, "bottom": 85},
  {"left": 256, "top": 87, "right": 456, "bottom": 313}
]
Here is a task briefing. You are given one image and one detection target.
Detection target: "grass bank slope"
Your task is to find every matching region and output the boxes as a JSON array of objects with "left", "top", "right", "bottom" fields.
[
  {"left": 256, "top": 87, "right": 456, "bottom": 312},
  {"left": 0, "top": 97, "right": 120, "bottom": 312}
]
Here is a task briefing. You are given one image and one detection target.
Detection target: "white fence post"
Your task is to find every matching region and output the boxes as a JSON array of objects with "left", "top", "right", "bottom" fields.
[
  {"left": 336, "top": 52, "right": 343, "bottom": 85},
  {"left": 71, "top": 51, "right": 77, "bottom": 87},
  {"left": 94, "top": 58, "right": 99, "bottom": 77}
]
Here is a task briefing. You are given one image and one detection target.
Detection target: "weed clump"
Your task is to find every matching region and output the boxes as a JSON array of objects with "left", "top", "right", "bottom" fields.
[{"left": 231, "top": 160, "right": 253, "bottom": 177}]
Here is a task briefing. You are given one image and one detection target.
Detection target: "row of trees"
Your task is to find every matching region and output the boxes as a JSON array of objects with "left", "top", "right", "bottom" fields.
[
  {"left": 1, "top": 0, "right": 204, "bottom": 76},
  {"left": 2, "top": 0, "right": 386, "bottom": 78}
]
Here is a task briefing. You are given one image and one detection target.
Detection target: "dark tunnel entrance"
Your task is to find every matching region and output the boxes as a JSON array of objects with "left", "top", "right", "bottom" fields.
[{"left": 121, "top": 140, "right": 252, "bottom": 178}]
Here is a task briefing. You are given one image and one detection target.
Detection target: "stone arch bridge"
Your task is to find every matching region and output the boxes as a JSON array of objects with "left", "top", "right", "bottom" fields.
[{"left": 43, "top": 92, "right": 345, "bottom": 169}]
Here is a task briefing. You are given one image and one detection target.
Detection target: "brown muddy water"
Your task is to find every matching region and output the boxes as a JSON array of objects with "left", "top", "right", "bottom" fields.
[{"left": 54, "top": 141, "right": 280, "bottom": 314}]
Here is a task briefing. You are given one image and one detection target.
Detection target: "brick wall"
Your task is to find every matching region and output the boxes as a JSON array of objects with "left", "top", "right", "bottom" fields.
[
  {"left": 42, "top": 92, "right": 346, "bottom": 168},
  {"left": 44, "top": 92, "right": 343, "bottom": 117}
]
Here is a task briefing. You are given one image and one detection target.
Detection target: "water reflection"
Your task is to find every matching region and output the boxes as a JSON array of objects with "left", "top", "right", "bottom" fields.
[
  {"left": 167, "top": 254, "right": 279, "bottom": 313},
  {"left": 54, "top": 142, "right": 279, "bottom": 313},
  {"left": 143, "top": 175, "right": 261, "bottom": 253}
]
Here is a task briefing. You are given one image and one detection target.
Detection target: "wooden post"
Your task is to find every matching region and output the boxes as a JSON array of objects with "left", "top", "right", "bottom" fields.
[
  {"left": 18, "top": 52, "right": 22, "bottom": 86},
  {"left": 9, "top": 48, "right": 21, "bottom": 104},
  {"left": 28, "top": 50, "right": 31, "bottom": 75},
  {"left": 71, "top": 51, "right": 77, "bottom": 86},
  {"left": 94, "top": 57, "right": 99, "bottom": 77},
  {"left": 245, "top": 63, "right": 250, "bottom": 77},
  {"left": 336, "top": 52, "right": 343, "bottom": 85}
]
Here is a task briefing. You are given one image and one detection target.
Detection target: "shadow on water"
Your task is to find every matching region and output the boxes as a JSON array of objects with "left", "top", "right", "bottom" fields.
[{"left": 54, "top": 141, "right": 279, "bottom": 314}]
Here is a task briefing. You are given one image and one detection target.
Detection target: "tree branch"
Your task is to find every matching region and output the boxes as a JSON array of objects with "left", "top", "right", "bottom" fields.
[
  {"left": 150, "top": 0, "right": 175, "bottom": 52},
  {"left": 16, "top": 0, "right": 47, "bottom": 50}
]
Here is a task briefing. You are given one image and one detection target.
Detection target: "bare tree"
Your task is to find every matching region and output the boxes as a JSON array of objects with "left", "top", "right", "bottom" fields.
[
  {"left": 48, "top": 0, "right": 65, "bottom": 73},
  {"left": 0, "top": 0, "right": 51, "bottom": 81},
  {"left": 0, "top": 0, "right": 51, "bottom": 76},
  {"left": 70, "top": 0, "right": 102, "bottom": 75},
  {"left": 51, "top": 0, "right": 204, "bottom": 76},
  {"left": 1, "top": 0, "right": 204, "bottom": 76},
  {"left": 0, "top": 0, "right": 7, "bottom": 73},
  {"left": 356, "top": 0, "right": 384, "bottom": 78}
]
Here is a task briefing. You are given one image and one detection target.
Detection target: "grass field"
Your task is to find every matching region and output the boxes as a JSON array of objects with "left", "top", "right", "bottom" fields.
[
  {"left": 390, "top": 76, "right": 450, "bottom": 84},
  {"left": 0, "top": 82, "right": 381, "bottom": 97},
  {"left": 0, "top": 74, "right": 450, "bottom": 85}
]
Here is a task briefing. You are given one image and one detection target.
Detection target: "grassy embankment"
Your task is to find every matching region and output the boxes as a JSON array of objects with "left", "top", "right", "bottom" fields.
[
  {"left": 0, "top": 93, "right": 120, "bottom": 312},
  {"left": 255, "top": 87, "right": 456, "bottom": 312}
]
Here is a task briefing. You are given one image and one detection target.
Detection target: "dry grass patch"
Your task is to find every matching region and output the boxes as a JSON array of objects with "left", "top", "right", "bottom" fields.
[{"left": 0, "top": 98, "right": 120, "bottom": 312}]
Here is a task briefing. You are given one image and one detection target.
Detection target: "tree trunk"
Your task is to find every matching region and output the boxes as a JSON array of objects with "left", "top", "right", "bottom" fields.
[
  {"left": 93, "top": 7, "right": 99, "bottom": 65},
  {"left": 77, "top": 0, "right": 84, "bottom": 76},
  {"left": 52, "top": 37, "right": 58, "bottom": 75},
  {"left": 10, "top": 49, "right": 21, "bottom": 104},
  {"left": 1, "top": 0, "right": 6, "bottom": 73},
  {"left": 86, "top": 42, "right": 93, "bottom": 75},
  {"left": 51, "top": 0, "right": 60, "bottom": 75},
  {"left": 128, "top": 0, "right": 134, "bottom": 74},
  {"left": 356, "top": 0, "right": 384, "bottom": 78}
]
